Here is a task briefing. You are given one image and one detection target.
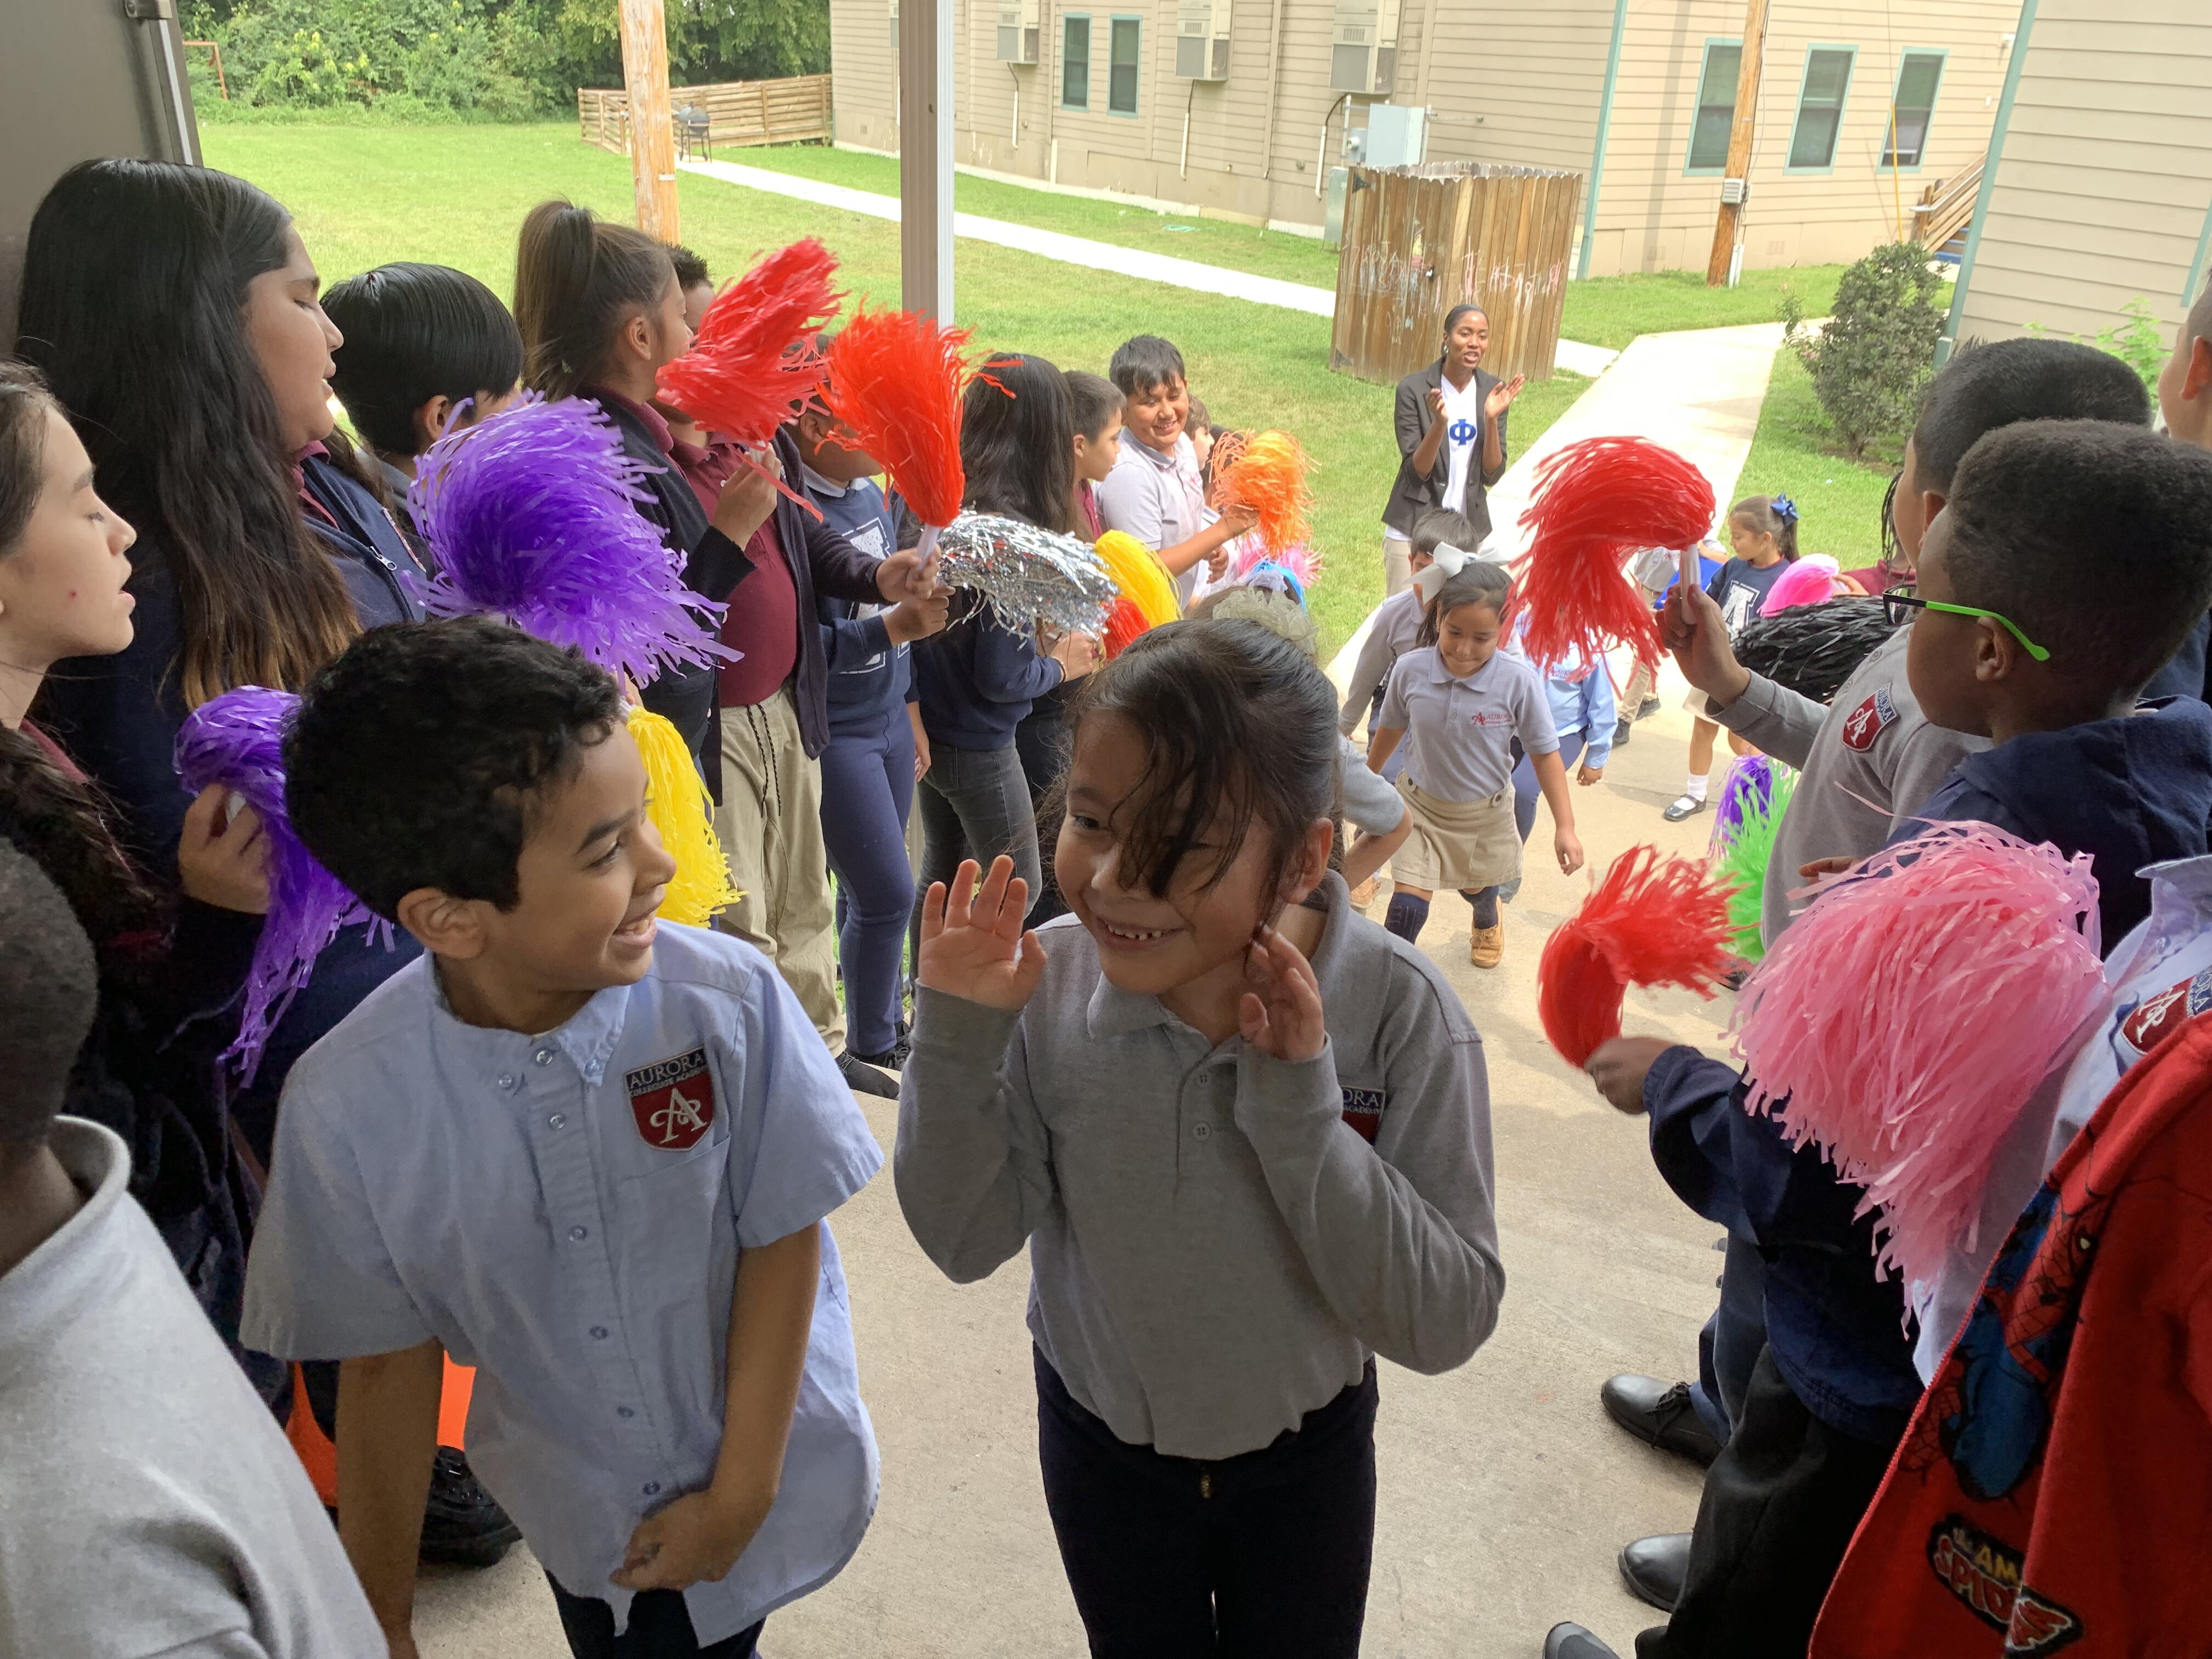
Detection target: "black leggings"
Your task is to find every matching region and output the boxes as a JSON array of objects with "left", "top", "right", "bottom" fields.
[{"left": 1035, "top": 1348, "right": 1378, "bottom": 1658}]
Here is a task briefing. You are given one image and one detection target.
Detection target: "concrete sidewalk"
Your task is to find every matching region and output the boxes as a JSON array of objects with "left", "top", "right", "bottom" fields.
[
  {"left": 1328, "top": 321, "right": 1782, "bottom": 692},
  {"left": 680, "top": 156, "right": 1620, "bottom": 379}
]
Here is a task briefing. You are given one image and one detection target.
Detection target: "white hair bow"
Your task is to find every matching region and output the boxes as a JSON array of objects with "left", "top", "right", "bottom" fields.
[{"left": 1413, "top": 541, "right": 1472, "bottom": 605}]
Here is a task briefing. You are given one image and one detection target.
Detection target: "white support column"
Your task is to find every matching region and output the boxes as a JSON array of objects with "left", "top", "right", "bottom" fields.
[{"left": 899, "top": 0, "right": 956, "bottom": 321}]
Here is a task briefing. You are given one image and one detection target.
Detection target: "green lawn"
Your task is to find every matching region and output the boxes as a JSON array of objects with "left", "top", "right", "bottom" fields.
[
  {"left": 1736, "top": 347, "right": 1895, "bottom": 565},
  {"left": 201, "top": 121, "right": 1588, "bottom": 653},
  {"left": 732, "top": 143, "right": 1845, "bottom": 350}
]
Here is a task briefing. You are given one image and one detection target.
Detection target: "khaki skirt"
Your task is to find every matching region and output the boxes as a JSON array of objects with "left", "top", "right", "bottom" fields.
[{"left": 1391, "top": 778, "right": 1522, "bottom": 891}]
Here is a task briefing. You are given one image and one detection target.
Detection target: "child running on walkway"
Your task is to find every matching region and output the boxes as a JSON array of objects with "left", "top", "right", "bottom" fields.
[
  {"left": 1664, "top": 495, "right": 1797, "bottom": 822},
  {"left": 895, "top": 618, "right": 1503, "bottom": 1658},
  {"left": 1368, "top": 561, "right": 1585, "bottom": 967}
]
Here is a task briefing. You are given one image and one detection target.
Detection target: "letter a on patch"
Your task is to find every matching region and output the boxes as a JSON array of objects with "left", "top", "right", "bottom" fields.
[{"left": 626, "top": 1047, "right": 717, "bottom": 1150}]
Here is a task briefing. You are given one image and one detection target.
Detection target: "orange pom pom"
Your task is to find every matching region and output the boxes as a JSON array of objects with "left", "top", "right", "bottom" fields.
[
  {"left": 1212, "top": 430, "right": 1313, "bottom": 558},
  {"left": 654, "top": 239, "right": 842, "bottom": 448},
  {"left": 1512, "top": 437, "right": 1715, "bottom": 673},
  {"left": 824, "top": 308, "right": 972, "bottom": 529},
  {"left": 1537, "top": 845, "right": 1734, "bottom": 1067},
  {"left": 1102, "top": 596, "right": 1150, "bottom": 659}
]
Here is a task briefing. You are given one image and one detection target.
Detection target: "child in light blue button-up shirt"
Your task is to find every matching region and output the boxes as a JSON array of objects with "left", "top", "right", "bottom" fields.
[{"left": 241, "top": 620, "right": 881, "bottom": 1659}]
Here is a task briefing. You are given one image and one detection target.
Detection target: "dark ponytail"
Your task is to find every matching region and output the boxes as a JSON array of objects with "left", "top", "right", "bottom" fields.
[{"left": 514, "top": 199, "right": 676, "bottom": 399}]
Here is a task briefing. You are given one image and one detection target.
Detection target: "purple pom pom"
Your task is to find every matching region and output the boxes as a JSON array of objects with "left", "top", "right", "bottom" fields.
[
  {"left": 1711, "top": 753, "right": 1778, "bottom": 855},
  {"left": 174, "top": 687, "right": 387, "bottom": 1086},
  {"left": 408, "top": 396, "right": 733, "bottom": 687}
]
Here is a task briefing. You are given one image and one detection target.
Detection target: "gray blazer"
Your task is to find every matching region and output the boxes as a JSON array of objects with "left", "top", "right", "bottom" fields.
[{"left": 1382, "top": 358, "right": 1509, "bottom": 542}]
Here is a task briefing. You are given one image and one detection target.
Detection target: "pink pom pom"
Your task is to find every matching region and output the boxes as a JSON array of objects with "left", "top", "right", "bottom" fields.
[
  {"left": 1758, "top": 556, "right": 1843, "bottom": 617},
  {"left": 1729, "top": 821, "right": 2106, "bottom": 1289}
]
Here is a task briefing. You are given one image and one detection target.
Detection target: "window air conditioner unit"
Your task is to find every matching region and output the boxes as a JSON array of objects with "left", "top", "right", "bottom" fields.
[
  {"left": 1176, "top": 0, "right": 1232, "bottom": 80},
  {"left": 1328, "top": 0, "right": 1400, "bottom": 95},
  {"left": 996, "top": 0, "right": 1040, "bottom": 63}
]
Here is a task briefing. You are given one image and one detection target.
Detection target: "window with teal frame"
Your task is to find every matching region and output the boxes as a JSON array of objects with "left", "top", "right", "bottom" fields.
[
  {"left": 1882, "top": 50, "right": 1945, "bottom": 167},
  {"left": 1109, "top": 16, "right": 1141, "bottom": 115},
  {"left": 1686, "top": 40, "right": 1742, "bottom": 173},
  {"left": 1062, "top": 14, "right": 1091, "bottom": 110},
  {"left": 1787, "top": 46, "right": 1856, "bottom": 171}
]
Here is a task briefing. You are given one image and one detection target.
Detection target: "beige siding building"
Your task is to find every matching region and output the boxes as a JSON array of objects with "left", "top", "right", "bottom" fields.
[
  {"left": 1950, "top": 0, "right": 2212, "bottom": 349},
  {"left": 828, "top": 0, "right": 2017, "bottom": 275}
]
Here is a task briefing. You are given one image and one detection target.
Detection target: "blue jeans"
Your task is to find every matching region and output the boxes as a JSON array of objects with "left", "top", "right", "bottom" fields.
[
  {"left": 1511, "top": 730, "right": 1586, "bottom": 843},
  {"left": 820, "top": 702, "right": 916, "bottom": 1057}
]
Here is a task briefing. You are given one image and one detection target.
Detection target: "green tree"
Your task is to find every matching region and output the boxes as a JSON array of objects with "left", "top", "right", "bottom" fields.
[{"left": 1781, "top": 242, "right": 1944, "bottom": 459}]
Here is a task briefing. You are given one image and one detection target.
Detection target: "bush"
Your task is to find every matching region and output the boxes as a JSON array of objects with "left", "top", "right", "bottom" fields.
[
  {"left": 1781, "top": 242, "right": 1944, "bottom": 459},
  {"left": 2026, "top": 296, "right": 2168, "bottom": 392},
  {"left": 185, "top": 0, "right": 830, "bottom": 121}
]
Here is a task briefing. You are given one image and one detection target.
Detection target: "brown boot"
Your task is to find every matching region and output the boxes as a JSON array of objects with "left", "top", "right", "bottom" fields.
[{"left": 1469, "top": 923, "right": 1505, "bottom": 968}]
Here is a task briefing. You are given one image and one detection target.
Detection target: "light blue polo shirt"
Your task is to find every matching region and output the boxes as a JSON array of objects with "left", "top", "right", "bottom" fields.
[
  {"left": 1378, "top": 645, "right": 1558, "bottom": 802},
  {"left": 240, "top": 922, "right": 882, "bottom": 1643}
]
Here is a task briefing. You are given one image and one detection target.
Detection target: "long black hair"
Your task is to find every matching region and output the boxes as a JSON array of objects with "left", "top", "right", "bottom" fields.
[
  {"left": 0, "top": 361, "right": 161, "bottom": 959},
  {"left": 514, "top": 199, "right": 676, "bottom": 400},
  {"left": 15, "top": 160, "right": 360, "bottom": 708},
  {"left": 961, "top": 352, "right": 1080, "bottom": 536}
]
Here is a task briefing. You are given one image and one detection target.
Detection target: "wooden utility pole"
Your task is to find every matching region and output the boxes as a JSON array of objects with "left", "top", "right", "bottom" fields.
[
  {"left": 898, "top": 0, "right": 955, "bottom": 321},
  {"left": 1705, "top": 0, "right": 1769, "bottom": 287},
  {"left": 618, "top": 0, "right": 680, "bottom": 241}
]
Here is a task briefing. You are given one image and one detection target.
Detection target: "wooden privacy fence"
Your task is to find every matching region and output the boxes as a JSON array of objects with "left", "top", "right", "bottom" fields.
[
  {"left": 1330, "top": 163, "right": 1582, "bottom": 387},
  {"left": 578, "top": 75, "right": 833, "bottom": 156}
]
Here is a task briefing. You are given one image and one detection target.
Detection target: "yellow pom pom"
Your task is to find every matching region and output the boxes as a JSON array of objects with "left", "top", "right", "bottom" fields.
[
  {"left": 1093, "top": 531, "right": 1181, "bottom": 628},
  {"left": 627, "top": 704, "right": 743, "bottom": 927}
]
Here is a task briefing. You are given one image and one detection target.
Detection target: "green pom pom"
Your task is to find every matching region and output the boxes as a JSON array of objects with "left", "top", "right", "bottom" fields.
[{"left": 1713, "top": 765, "right": 1796, "bottom": 961}]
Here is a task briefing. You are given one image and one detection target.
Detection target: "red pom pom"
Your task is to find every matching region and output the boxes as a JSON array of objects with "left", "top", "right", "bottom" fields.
[
  {"left": 1511, "top": 437, "right": 1716, "bottom": 673},
  {"left": 1538, "top": 845, "right": 1733, "bottom": 1066},
  {"left": 824, "top": 307, "right": 972, "bottom": 529},
  {"left": 1101, "top": 596, "right": 1150, "bottom": 659},
  {"left": 654, "top": 239, "right": 842, "bottom": 448}
]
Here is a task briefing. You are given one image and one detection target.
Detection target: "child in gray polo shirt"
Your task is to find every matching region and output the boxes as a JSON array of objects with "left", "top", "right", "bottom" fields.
[
  {"left": 896, "top": 618, "right": 1503, "bottom": 1658},
  {"left": 1368, "top": 561, "right": 1587, "bottom": 968}
]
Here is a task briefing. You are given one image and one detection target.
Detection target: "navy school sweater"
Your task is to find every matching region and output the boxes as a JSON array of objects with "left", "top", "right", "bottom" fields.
[
  {"left": 803, "top": 467, "right": 912, "bottom": 735},
  {"left": 912, "top": 591, "right": 1065, "bottom": 752}
]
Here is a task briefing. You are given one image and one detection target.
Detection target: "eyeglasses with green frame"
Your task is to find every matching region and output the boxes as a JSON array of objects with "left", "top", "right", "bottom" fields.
[{"left": 1881, "top": 584, "right": 2051, "bottom": 662}]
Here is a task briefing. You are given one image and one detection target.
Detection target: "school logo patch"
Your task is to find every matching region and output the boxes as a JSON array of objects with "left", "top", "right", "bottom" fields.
[
  {"left": 1923, "top": 1516, "right": 2081, "bottom": 1651},
  {"left": 1340, "top": 1087, "right": 1386, "bottom": 1143},
  {"left": 2118, "top": 968, "right": 2212, "bottom": 1057},
  {"left": 624, "top": 1047, "right": 717, "bottom": 1150},
  {"left": 1841, "top": 687, "right": 1899, "bottom": 752}
]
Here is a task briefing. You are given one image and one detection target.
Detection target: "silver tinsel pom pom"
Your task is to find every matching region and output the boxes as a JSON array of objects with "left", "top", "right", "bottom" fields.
[{"left": 936, "top": 511, "right": 1118, "bottom": 636}]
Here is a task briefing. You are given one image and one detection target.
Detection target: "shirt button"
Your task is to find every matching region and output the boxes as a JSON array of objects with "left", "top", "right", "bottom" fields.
[
  {"left": 617, "top": 1407, "right": 635, "bottom": 1419},
  {"left": 1194, "top": 1123, "right": 1211, "bottom": 1139},
  {"left": 643, "top": 1481, "right": 661, "bottom": 1497},
  {"left": 569, "top": 1225, "right": 589, "bottom": 1242},
  {"left": 496, "top": 1073, "right": 517, "bottom": 1090},
  {"left": 534, "top": 1047, "right": 556, "bottom": 1066},
  {"left": 548, "top": 1114, "right": 566, "bottom": 1129},
  {"left": 590, "top": 1325, "right": 609, "bottom": 1340}
]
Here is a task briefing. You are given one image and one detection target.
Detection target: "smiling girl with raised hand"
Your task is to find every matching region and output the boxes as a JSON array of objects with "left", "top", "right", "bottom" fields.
[
  {"left": 1368, "top": 561, "right": 1584, "bottom": 968},
  {"left": 895, "top": 618, "right": 1503, "bottom": 1659}
]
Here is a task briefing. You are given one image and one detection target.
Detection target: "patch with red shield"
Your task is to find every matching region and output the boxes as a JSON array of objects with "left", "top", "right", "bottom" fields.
[
  {"left": 1840, "top": 687, "right": 1898, "bottom": 752},
  {"left": 625, "top": 1047, "right": 717, "bottom": 1151},
  {"left": 2118, "top": 967, "right": 2212, "bottom": 1059}
]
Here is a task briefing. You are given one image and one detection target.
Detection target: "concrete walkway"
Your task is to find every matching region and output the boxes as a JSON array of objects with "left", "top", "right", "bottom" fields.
[
  {"left": 680, "top": 156, "right": 1620, "bottom": 379},
  {"left": 1328, "top": 321, "right": 1784, "bottom": 692}
]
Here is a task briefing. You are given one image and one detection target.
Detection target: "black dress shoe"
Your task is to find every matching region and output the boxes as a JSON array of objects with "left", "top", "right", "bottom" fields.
[
  {"left": 419, "top": 1448, "right": 522, "bottom": 1567},
  {"left": 837, "top": 1051, "right": 899, "bottom": 1097},
  {"left": 1544, "top": 1623, "right": 1623, "bottom": 1659},
  {"left": 1618, "top": 1532, "right": 1691, "bottom": 1611},
  {"left": 1600, "top": 1373, "right": 1723, "bottom": 1466}
]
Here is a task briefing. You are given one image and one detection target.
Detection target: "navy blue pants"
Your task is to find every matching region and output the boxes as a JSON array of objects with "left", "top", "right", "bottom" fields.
[
  {"left": 546, "top": 1575, "right": 762, "bottom": 1658},
  {"left": 819, "top": 701, "right": 915, "bottom": 1057},
  {"left": 1510, "top": 731, "right": 1586, "bottom": 843},
  {"left": 1035, "top": 1348, "right": 1377, "bottom": 1658},
  {"left": 1689, "top": 1234, "right": 1769, "bottom": 1445}
]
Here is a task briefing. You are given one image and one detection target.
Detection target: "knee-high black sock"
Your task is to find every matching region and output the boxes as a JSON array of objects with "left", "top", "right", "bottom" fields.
[
  {"left": 1464, "top": 886, "right": 1501, "bottom": 929},
  {"left": 1384, "top": 891, "right": 1431, "bottom": 943}
]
